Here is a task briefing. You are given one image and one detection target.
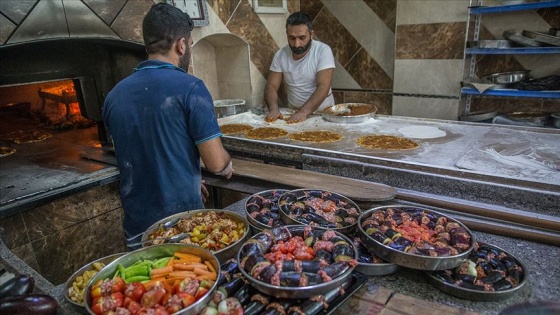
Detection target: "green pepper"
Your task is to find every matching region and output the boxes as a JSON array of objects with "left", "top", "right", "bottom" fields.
[
  {"left": 124, "top": 275, "right": 151, "bottom": 283},
  {"left": 152, "top": 257, "right": 172, "bottom": 269},
  {"left": 124, "top": 264, "right": 150, "bottom": 279}
]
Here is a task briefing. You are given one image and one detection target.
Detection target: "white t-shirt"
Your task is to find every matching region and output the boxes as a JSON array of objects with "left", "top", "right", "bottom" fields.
[{"left": 270, "top": 40, "right": 335, "bottom": 110}]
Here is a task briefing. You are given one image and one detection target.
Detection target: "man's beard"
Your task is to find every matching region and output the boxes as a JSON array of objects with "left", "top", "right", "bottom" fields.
[
  {"left": 290, "top": 40, "right": 312, "bottom": 55},
  {"left": 179, "top": 49, "right": 191, "bottom": 70}
]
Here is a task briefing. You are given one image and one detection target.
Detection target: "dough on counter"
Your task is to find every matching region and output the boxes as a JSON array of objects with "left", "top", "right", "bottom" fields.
[
  {"left": 220, "top": 123, "right": 254, "bottom": 135},
  {"left": 0, "top": 146, "right": 16, "bottom": 157},
  {"left": 246, "top": 127, "right": 288, "bottom": 140},
  {"left": 0, "top": 130, "right": 52, "bottom": 144},
  {"left": 357, "top": 135, "right": 420, "bottom": 150},
  {"left": 288, "top": 130, "right": 343, "bottom": 143}
]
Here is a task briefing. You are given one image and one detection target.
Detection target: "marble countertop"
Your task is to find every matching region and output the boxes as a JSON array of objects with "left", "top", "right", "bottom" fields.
[{"left": 1, "top": 197, "right": 558, "bottom": 315}]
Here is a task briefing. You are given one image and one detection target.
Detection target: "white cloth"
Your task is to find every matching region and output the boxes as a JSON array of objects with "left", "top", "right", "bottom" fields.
[{"left": 270, "top": 40, "right": 335, "bottom": 110}]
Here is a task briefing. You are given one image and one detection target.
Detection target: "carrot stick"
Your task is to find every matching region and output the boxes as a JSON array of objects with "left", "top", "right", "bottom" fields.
[
  {"left": 204, "top": 261, "right": 217, "bottom": 274},
  {"left": 150, "top": 265, "right": 173, "bottom": 276},
  {"left": 173, "top": 263, "right": 207, "bottom": 271},
  {"left": 174, "top": 252, "right": 202, "bottom": 262},
  {"left": 166, "top": 257, "right": 176, "bottom": 267},
  {"left": 193, "top": 267, "right": 213, "bottom": 276},
  {"left": 196, "top": 273, "right": 217, "bottom": 281},
  {"left": 169, "top": 271, "right": 197, "bottom": 279},
  {"left": 150, "top": 274, "right": 167, "bottom": 280}
]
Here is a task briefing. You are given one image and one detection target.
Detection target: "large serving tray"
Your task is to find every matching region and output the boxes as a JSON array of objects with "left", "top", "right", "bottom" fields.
[
  {"left": 84, "top": 244, "right": 220, "bottom": 315},
  {"left": 358, "top": 205, "right": 475, "bottom": 271},
  {"left": 425, "top": 242, "right": 528, "bottom": 301},
  {"left": 238, "top": 225, "right": 358, "bottom": 299},
  {"left": 141, "top": 209, "right": 250, "bottom": 265}
]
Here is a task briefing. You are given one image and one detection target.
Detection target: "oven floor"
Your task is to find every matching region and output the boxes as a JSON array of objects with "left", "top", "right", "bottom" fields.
[{"left": 0, "top": 112, "right": 113, "bottom": 210}]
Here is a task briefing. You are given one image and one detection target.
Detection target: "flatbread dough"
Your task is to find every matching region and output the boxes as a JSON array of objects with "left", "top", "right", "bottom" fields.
[
  {"left": 220, "top": 123, "right": 254, "bottom": 135},
  {"left": 357, "top": 135, "right": 420, "bottom": 150},
  {"left": 0, "top": 146, "right": 16, "bottom": 157},
  {"left": 397, "top": 126, "right": 446, "bottom": 139},
  {"left": 246, "top": 127, "right": 288, "bottom": 140},
  {"left": 288, "top": 130, "right": 343, "bottom": 143},
  {"left": 0, "top": 130, "right": 52, "bottom": 144}
]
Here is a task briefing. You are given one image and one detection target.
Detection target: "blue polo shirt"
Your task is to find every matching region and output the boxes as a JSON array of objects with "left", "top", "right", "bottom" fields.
[{"left": 102, "top": 60, "right": 222, "bottom": 237}]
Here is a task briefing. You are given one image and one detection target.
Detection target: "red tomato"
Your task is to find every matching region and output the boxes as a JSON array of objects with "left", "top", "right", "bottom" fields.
[
  {"left": 195, "top": 286, "right": 209, "bottom": 300},
  {"left": 141, "top": 286, "right": 166, "bottom": 308},
  {"left": 91, "top": 292, "right": 124, "bottom": 315},
  {"left": 165, "top": 294, "right": 183, "bottom": 314},
  {"left": 293, "top": 246, "right": 315, "bottom": 260},
  {"left": 127, "top": 300, "right": 142, "bottom": 314},
  {"left": 125, "top": 282, "right": 147, "bottom": 302},
  {"left": 177, "top": 292, "right": 196, "bottom": 308}
]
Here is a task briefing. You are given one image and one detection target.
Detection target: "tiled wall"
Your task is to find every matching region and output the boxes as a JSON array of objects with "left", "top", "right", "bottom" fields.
[
  {"left": 0, "top": 182, "right": 127, "bottom": 285},
  {"left": 1, "top": 0, "right": 559, "bottom": 119}
]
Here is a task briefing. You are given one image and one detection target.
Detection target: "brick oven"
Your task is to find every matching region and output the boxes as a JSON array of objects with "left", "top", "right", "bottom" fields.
[{"left": 0, "top": 1, "right": 146, "bottom": 215}]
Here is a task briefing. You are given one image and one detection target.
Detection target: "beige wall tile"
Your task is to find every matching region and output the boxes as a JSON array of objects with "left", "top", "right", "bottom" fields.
[
  {"left": 393, "top": 95, "right": 460, "bottom": 120},
  {"left": 394, "top": 59, "right": 464, "bottom": 96},
  {"left": 396, "top": 0, "right": 469, "bottom": 25}
]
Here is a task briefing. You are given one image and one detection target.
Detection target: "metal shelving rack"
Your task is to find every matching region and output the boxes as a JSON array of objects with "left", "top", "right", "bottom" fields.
[{"left": 461, "top": 0, "right": 560, "bottom": 115}]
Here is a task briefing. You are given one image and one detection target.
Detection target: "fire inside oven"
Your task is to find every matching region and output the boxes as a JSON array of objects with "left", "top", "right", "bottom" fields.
[{"left": 0, "top": 79, "right": 100, "bottom": 151}]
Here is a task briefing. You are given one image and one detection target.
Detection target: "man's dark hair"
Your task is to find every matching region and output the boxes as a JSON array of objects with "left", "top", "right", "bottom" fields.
[
  {"left": 286, "top": 11, "right": 313, "bottom": 31},
  {"left": 143, "top": 3, "right": 194, "bottom": 54}
]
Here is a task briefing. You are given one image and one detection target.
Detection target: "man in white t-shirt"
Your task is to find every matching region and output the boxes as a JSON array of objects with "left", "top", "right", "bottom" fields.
[{"left": 264, "top": 11, "right": 335, "bottom": 123}]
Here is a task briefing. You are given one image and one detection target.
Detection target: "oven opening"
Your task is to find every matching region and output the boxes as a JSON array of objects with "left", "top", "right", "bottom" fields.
[
  {"left": 0, "top": 78, "right": 100, "bottom": 151},
  {"left": 0, "top": 78, "right": 112, "bottom": 210}
]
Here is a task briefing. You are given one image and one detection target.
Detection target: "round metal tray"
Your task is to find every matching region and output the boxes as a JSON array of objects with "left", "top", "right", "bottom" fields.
[
  {"left": 352, "top": 236, "right": 399, "bottom": 276},
  {"left": 278, "top": 189, "right": 361, "bottom": 234},
  {"left": 425, "top": 242, "right": 528, "bottom": 301},
  {"left": 354, "top": 262, "right": 399, "bottom": 276},
  {"left": 503, "top": 111, "right": 551, "bottom": 124},
  {"left": 358, "top": 205, "right": 474, "bottom": 271},
  {"left": 64, "top": 252, "right": 126, "bottom": 314},
  {"left": 141, "top": 209, "right": 250, "bottom": 264},
  {"left": 245, "top": 189, "right": 289, "bottom": 231},
  {"left": 483, "top": 70, "right": 530, "bottom": 84},
  {"left": 84, "top": 244, "right": 220, "bottom": 315},
  {"left": 237, "top": 225, "right": 357, "bottom": 299},
  {"left": 320, "top": 103, "right": 376, "bottom": 124}
]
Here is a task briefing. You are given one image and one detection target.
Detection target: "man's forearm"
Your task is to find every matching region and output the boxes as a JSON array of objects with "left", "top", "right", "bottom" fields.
[
  {"left": 300, "top": 86, "right": 330, "bottom": 114},
  {"left": 264, "top": 86, "right": 279, "bottom": 111}
]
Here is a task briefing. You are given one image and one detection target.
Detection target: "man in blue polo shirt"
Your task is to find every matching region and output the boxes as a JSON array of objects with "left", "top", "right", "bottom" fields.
[{"left": 103, "top": 3, "right": 233, "bottom": 249}]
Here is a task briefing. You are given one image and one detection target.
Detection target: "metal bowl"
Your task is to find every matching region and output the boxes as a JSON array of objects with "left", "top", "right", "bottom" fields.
[
  {"left": 468, "top": 40, "right": 513, "bottom": 49},
  {"left": 503, "top": 111, "right": 551, "bottom": 125},
  {"left": 278, "top": 189, "right": 361, "bottom": 234},
  {"left": 358, "top": 205, "right": 475, "bottom": 271},
  {"left": 320, "top": 103, "right": 377, "bottom": 124},
  {"left": 483, "top": 70, "right": 530, "bottom": 84},
  {"left": 213, "top": 99, "right": 247, "bottom": 118},
  {"left": 245, "top": 189, "right": 289, "bottom": 231},
  {"left": 141, "top": 209, "right": 250, "bottom": 264},
  {"left": 237, "top": 225, "right": 357, "bottom": 299},
  {"left": 426, "top": 241, "right": 528, "bottom": 301},
  {"left": 64, "top": 252, "right": 125, "bottom": 314},
  {"left": 84, "top": 244, "right": 220, "bottom": 315},
  {"left": 551, "top": 113, "right": 560, "bottom": 128}
]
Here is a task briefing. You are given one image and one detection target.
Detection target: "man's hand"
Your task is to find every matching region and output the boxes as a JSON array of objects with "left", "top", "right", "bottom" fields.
[
  {"left": 286, "top": 109, "right": 309, "bottom": 123},
  {"left": 201, "top": 180, "right": 209, "bottom": 203},
  {"left": 265, "top": 109, "right": 283, "bottom": 122}
]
